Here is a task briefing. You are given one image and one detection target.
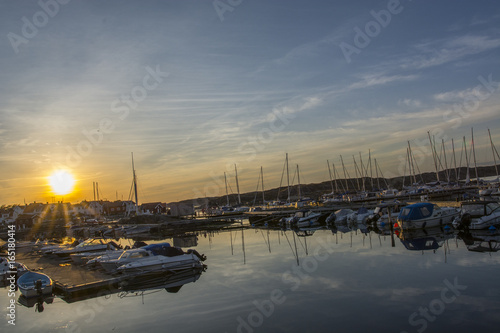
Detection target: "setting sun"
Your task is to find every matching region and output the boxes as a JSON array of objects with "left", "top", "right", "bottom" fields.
[{"left": 48, "top": 170, "right": 75, "bottom": 195}]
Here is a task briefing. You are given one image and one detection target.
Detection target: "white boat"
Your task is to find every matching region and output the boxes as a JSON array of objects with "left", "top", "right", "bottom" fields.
[
  {"left": 16, "top": 271, "right": 53, "bottom": 298},
  {"left": 452, "top": 200, "right": 500, "bottom": 230},
  {"left": 70, "top": 248, "right": 123, "bottom": 265},
  {"left": 281, "top": 210, "right": 322, "bottom": 228},
  {"left": 97, "top": 242, "right": 166, "bottom": 272},
  {"left": 54, "top": 238, "right": 121, "bottom": 257},
  {"left": 397, "top": 202, "right": 459, "bottom": 229},
  {"left": 116, "top": 244, "right": 206, "bottom": 274},
  {"left": 366, "top": 202, "right": 406, "bottom": 227}
]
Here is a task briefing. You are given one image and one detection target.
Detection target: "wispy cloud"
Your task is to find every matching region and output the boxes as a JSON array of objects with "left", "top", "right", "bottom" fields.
[{"left": 401, "top": 35, "right": 500, "bottom": 69}]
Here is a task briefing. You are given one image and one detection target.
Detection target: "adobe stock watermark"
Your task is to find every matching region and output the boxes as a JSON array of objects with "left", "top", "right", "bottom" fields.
[
  {"left": 339, "top": 0, "right": 406, "bottom": 64},
  {"left": 229, "top": 234, "right": 337, "bottom": 333},
  {"left": 400, "top": 277, "right": 467, "bottom": 333},
  {"left": 442, "top": 74, "right": 499, "bottom": 129},
  {"left": 213, "top": 0, "right": 244, "bottom": 22},
  {"left": 7, "top": 0, "right": 72, "bottom": 54},
  {"left": 60, "top": 65, "right": 169, "bottom": 169}
]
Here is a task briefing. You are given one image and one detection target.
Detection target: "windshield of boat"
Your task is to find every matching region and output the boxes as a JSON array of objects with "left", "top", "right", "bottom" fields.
[
  {"left": 119, "top": 250, "right": 149, "bottom": 260},
  {"left": 486, "top": 202, "right": 500, "bottom": 215},
  {"left": 461, "top": 204, "right": 486, "bottom": 217}
]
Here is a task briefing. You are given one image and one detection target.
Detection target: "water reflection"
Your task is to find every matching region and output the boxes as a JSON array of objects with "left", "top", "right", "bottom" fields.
[{"left": 3, "top": 224, "right": 500, "bottom": 332}]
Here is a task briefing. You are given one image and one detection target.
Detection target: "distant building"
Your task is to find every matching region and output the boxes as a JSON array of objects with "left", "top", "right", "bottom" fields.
[
  {"left": 140, "top": 202, "right": 167, "bottom": 215},
  {"left": 102, "top": 201, "right": 127, "bottom": 215}
]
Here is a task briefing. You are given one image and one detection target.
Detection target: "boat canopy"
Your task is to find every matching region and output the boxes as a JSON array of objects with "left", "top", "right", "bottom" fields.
[
  {"left": 401, "top": 237, "right": 440, "bottom": 251},
  {"left": 142, "top": 242, "right": 171, "bottom": 255},
  {"left": 398, "top": 203, "right": 434, "bottom": 221}
]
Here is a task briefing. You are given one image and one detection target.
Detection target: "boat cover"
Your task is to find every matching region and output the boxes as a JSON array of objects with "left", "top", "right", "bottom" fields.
[{"left": 398, "top": 203, "right": 434, "bottom": 221}]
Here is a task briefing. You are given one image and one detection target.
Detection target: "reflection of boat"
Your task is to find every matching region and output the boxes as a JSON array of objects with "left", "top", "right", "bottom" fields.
[
  {"left": 347, "top": 207, "right": 373, "bottom": 226},
  {"left": 397, "top": 203, "right": 458, "bottom": 229},
  {"left": 280, "top": 210, "right": 321, "bottom": 228},
  {"left": 452, "top": 200, "right": 500, "bottom": 230},
  {"left": 116, "top": 246, "right": 206, "bottom": 274},
  {"left": 326, "top": 209, "right": 354, "bottom": 224},
  {"left": 458, "top": 229, "right": 500, "bottom": 252},
  {"left": 17, "top": 271, "right": 53, "bottom": 298},
  {"left": 55, "top": 238, "right": 121, "bottom": 257},
  {"left": 398, "top": 227, "right": 455, "bottom": 251},
  {"left": 120, "top": 266, "right": 205, "bottom": 295},
  {"left": 18, "top": 294, "right": 54, "bottom": 312}
]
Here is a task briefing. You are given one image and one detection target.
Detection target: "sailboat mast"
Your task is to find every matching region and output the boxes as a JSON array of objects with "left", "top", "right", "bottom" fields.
[
  {"left": 296, "top": 164, "right": 301, "bottom": 201},
  {"left": 131, "top": 152, "right": 139, "bottom": 215},
  {"left": 286, "top": 153, "right": 290, "bottom": 203},
  {"left": 488, "top": 128, "right": 499, "bottom": 178},
  {"left": 327, "top": 160, "right": 334, "bottom": 194},
  {"left": 369, "top": 149, "right": 373, "bottom": 190},
  {"left": 332, "top": 162, "right": 339, "bottom": 193},
  {"left": 464, "top": 136, "right": 470, "bottom": 183},
  {"left": 452, "top": 138, "right": 458, "bottom": 182},
  {"left": 340, "top": 155, "right": 349, "bottom": 192},
  {"left": 359, "top": 152, "right": 366, "bottom": 192},
  {"left": 261, "top": 166, "right": 265, "bottom": 204},
  {"left": 428, "top": 131, "right": 440, "bottom": 182},
  {"left": 224, "top": 172, "right": 229, "bottom": 206},
  {"left": 234, "top": 164, "right": 241, "bottom": 205},
  {"left": 471, "top": 128, "right": 479, "bottom": 184},
  {"left": 442, "top": 139, "right": 450, "bottom": 183}
]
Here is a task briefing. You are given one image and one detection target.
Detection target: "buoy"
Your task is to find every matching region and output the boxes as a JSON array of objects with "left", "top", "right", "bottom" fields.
[
  {"left": 489, "top": 225, "right": 496, "bottom": 231},
  {"left": 251, "top": 224, "right": 255, "bottom": 227},
  {"left": 444, "top": 225, "right": 451, "bottom": 231},
  {"left": 394, "top": 222, "right": 399, "bottom": 229},
  {"left": 264, "top": 223, "right": 268, "bottom": 227},
  {"left": 380, "top": 222, "right": 386, "bottom": 227}
]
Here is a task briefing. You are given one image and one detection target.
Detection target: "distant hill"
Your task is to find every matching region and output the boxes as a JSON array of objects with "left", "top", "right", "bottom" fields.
[{"left": 178, "top": 165, "right": 499, "bottom": 207}]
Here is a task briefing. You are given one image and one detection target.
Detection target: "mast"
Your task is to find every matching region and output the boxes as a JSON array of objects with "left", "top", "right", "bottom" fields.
[
  {"left": 442, "top": 139, "right": 450, "bottom": 183},
  {"left": 234, "top": 164, "right": 241, "bottom": 205},
  {"left": 332, "top": 162, "right": 339, "bottom": 193},
  {"left": 464, "top": 136, "right": 470, "bottom": 183},
  {"left": 93, "top": 182, "right": 96, "bottom": 201},
  {"left": 340, "top": 155, "right": 349, "bottom": 192},
  {"left": 327, "top": 160, "right": 334, "bottom": 194},
  {"left": 428, "top": 131, "right": 440, "bottom": 182},
  {"left": 296, "top": 164, "right": 301, "bottom": 201},
  {"left": 471, "top": 128, "right": 479, "bottom": 184},
  {"left": 368, "top": 149, "right": 373, "bottom": 190},
  {"left": 131, "top": 152, "right": 139, "bottom": 215},
  {"left": 374, "top": 158, "right": 380, "bottom": 189},
  {"left": 261, "top": 166, "right": 265, "bottom": 204},
  {"left": 452, "top": 138, "right": 458, "bottom": 182},
  {"left": 224, "top": 172, "right": 230, "bottom": 206},
  {"left": 286, "top": 153, "right": 290, "bottom": 203},
  {"left": 488, "top": 128, "right": 499, "bottom": 179},
  {"left": 359, "top": 152, "right": 366, "bottom": 192},
  {"left": 352, "top": 155, "right": 361, "bottom": 191}
]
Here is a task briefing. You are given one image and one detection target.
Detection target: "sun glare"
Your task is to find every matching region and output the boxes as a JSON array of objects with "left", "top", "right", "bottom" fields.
[{"left": 48, "top": 170, "right": 75, "bottom": 195}]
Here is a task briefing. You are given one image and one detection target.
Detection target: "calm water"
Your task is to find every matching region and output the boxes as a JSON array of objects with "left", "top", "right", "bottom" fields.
[{"left": 2, "top": 226, "right": 500, "bottom": 333}]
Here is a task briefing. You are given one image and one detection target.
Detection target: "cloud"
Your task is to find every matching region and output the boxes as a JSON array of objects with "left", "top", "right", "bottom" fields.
[
  {"left": 398, "top": 99, "right": 422, "bottom": 108},
  {"left": 402, "top": 35, "right": 500, "bottom": 69}
]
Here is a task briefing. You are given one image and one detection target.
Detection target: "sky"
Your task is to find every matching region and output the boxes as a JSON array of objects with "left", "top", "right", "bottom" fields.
[{"left": 1, "top": 0, "right": 500, "bottom": 205}]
